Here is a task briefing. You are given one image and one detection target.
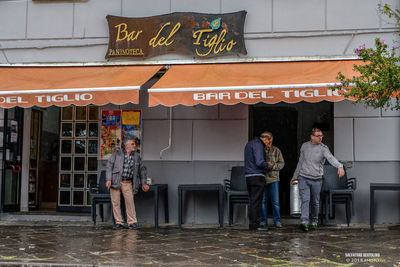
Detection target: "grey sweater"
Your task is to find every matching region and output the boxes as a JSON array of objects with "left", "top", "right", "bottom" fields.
[{"left": 293, "top": 141, "right": 343, "bottom": 179}]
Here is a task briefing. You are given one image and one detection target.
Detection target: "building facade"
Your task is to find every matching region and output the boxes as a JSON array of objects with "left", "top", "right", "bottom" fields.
[{"left": 0, "top": 0, "right": 399, "bottom": 225}]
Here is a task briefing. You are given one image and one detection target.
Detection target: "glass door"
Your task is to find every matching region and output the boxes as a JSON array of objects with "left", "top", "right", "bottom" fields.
[{"left": 1, "top": 107, "right": 24, "bottom": 212}]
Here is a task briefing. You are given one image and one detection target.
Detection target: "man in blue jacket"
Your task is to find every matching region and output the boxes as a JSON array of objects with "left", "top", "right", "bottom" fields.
[{"left": 244, "top": 132, "right": 272, "bottom": 231}]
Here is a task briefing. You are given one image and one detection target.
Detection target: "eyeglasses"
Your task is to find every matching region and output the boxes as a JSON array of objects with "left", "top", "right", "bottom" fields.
[{"left": 314, "top": 135, "right": 324, "bottom": 138}]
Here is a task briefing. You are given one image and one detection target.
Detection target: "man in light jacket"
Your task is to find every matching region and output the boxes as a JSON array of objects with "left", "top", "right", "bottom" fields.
[
  {"left": 260, "top": 132, "right": 285, "bottom": 229},
  {"left": 106, "top": 136, "right": 149, "bottom": 230},
  {"left": 290, "top": 128, "right": 344, "bottom": 232}
]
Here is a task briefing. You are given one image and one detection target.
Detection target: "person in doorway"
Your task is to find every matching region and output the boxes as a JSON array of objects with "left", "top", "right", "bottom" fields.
[
  {"left": 260, "top": 132, "right": 285, "bottom": 229},
  {"left": 244, "top": 132, "right": 272, "bottom": 231},
  {"left": 106, "top": 136, "right": 149, "bottom": 230},
  {"left": 290, "top": 127, "right": 344, "bottom": 232}
]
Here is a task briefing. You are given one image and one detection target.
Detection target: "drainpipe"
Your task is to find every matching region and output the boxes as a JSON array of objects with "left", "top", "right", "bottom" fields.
[{"left": 160, "top": 107, "right": 172, "bottom": 159}]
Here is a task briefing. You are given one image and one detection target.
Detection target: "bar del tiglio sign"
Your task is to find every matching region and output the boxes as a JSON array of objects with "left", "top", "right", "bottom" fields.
[{"left": 106, "top": 11, "right": 247, "bottom": 59}]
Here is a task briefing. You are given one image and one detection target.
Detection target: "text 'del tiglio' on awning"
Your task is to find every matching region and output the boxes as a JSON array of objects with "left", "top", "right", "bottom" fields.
[
  {"left": 148, "top": 60, "right": 361, "bottom": 107},
  {"left": 0, "top": 65, "right": 162, "bottom": 108}
]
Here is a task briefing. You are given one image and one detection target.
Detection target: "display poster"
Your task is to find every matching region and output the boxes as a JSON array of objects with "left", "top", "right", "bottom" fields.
[
  {"left": 100, "top": 110, "right": 122, "bottom": 159},
  {"left": 121, "top": 110, "right": 142, "bottom": 144}
]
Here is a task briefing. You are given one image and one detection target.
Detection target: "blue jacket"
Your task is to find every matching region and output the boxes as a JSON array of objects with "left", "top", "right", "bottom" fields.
[{"left": 244, "top": 137, "right": 270, "bottom": 177}]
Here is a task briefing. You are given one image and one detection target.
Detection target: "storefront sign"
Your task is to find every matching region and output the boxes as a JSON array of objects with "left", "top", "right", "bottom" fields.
[
  {"left": 106, "top": 11, "right": 247, "bottom": 59},
  {"left": 192, "top": 88, "right": 343, "bottom": 101},
  {"left": 149, "top": 87, "right": 348, "bottom": 106}
]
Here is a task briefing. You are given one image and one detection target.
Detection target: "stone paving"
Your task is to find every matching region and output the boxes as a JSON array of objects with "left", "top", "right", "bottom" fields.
[{"left": 0, "top": 222, "right": 399, "bottom": 267}]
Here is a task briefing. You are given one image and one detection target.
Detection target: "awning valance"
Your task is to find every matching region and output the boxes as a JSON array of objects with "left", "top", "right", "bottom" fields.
[
  {"left": 0, "top": 65, "right": 162, "bottom": 108},
  {"left": 148, "top": 60, "right": 361, "bottom": 106}
]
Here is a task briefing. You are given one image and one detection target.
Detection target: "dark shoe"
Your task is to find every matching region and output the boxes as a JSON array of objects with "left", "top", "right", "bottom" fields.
[
  {"left": 310, "top": 222, "right": 318, "bottom": 230},
  {"left": 299, "top": 223, "right": 309, "bottom": 232},
  {"left": 113, "top": 224, "right": 124, "bottom": 230},
  {"left": 128, "top": 223, "right": 140, "bottom": 230},
  {"left": 274, "top": 222, "right": 282, "bottom": 228}
]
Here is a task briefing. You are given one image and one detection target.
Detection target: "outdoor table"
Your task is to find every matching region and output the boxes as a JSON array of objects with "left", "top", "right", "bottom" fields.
[
  {"left": 92, "top": 184, "right": 169, "bottom": 229},
  {"left": 370, "top": 183, "right": 400, "bottom": 230},
  {"left": 178, "top": 184, "right": 224, "bottom": 228}
]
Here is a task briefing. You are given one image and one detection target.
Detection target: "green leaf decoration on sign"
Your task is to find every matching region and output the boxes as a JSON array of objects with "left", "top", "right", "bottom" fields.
[{"left": 211, "top": 18, "right": 221, "bottom": 30}]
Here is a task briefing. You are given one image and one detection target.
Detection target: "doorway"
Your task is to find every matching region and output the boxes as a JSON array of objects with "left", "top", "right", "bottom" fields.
[
  {"left": 29, "top": 107, "right": 60, "bottom": 211},
  {"left": 250, "top": 101, "right": 334, "bottom": 216},
  {"left": 1, "top": 108, "right": 24, "bottom": 212}
]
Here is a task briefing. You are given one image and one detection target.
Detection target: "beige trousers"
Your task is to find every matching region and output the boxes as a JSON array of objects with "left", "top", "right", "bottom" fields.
[{"left": 110, "top": 181, "right": 137, "bottom": 225}]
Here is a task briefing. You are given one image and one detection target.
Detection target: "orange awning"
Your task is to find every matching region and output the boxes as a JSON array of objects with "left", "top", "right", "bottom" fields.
[
  {"left": 0, "top": 65, "right": 162, "bottom": 108},
  {"left": 148, "top": 60, "right": 361, "bottom": 106}
]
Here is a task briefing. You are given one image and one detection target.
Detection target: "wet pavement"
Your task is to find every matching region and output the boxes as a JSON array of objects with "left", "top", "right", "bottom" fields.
[{"left": 0, "top": 221, "right": 399, "bottom": 267}]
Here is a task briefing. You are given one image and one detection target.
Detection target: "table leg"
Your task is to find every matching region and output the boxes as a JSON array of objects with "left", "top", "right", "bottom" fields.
[
  {"left": 164, "top": 188, "right": 169, "bottom": 223},
  {"left": 99, "top": 204, "right": 104, "bottom": 222},
  {"left": 178, "top": 189, "right": 182, "bottom": 228},
  {"left": 370, "top": 188, "right": 375, "bottom": 230},
  {"left": 218, "top": 188, "right": 224, "bottom": 228},
  {"left": 154, "top": 189, "right": 159, "bottom": 229},
  {"left": 92, "top": 202, "right": 96, "bottom": 225}
]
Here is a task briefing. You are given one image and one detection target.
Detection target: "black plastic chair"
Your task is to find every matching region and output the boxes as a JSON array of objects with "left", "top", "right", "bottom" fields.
[
  {"left": 224, "top": 166, "right": 249, "bottom": 226},
  {"left": 89, "top": 171, "right": 111, "bottom": 224},
  {"left": 320, "top": 164, "right": 357, "bottom": 226}
]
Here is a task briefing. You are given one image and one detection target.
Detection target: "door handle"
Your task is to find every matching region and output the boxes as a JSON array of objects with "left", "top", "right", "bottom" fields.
[{"left": 10, "top": 164, "right": 21, "bottom": 173}]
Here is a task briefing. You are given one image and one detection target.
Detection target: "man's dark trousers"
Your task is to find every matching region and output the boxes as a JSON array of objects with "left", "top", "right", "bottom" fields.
[{"left": 246, "top": 175, "right": 266, "bottom": 230}]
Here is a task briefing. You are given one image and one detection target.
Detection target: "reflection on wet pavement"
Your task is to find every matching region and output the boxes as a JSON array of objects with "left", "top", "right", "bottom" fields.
[{"left": 0, "top": 223, "right": 399, "bottom": 266}]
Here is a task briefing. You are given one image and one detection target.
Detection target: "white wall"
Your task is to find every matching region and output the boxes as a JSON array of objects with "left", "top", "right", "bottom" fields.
[
  {"left": 0, "top": 0, "right": 399, "bottom": 63},
  {"left": 334, "top": 100, "right": 400, "bottom": 224}
]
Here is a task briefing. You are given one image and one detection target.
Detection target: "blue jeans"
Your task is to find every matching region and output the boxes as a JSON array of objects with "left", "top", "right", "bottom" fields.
[{"left": 261, "top": 181, "right": 280, "bottom": 224}]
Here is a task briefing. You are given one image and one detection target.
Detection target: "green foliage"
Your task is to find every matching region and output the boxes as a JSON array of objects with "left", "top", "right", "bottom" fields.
[{"left": 334, "top": 4, "right": 400, "bottom": 110}]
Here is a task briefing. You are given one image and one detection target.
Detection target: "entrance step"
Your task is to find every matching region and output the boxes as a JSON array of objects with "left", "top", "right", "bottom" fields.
[{"left": 0, "top": 212, "right": 91, "bottom": 222}]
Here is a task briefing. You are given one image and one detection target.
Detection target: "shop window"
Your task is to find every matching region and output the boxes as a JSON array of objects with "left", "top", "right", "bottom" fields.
[
  {"left": 75, "top": 123, "right": 86, "bottom": 137},
  {"left": 59, "top": 173, "right": 71, "bottom": 188},
  {"left": 59, "top": 191, "right": 71, "bottom": 206},
  {"left": 61, "top": 106, "right": 73, "bottom": 121},
  {"left": 74, "top": 140, "right": 86, "bottom": 154},
  {"left": 72, "top": 191, "right": 85, "bottom": 206},
  {"left": 75, "top": 107, "right": 87, "bottom": 121},
  {"left": 58, "top": 105, "right": 98, "bottom": 208},
  {"left": 61, "top": 140, "right": 72, "bottom": 154},
  {"left": 61, "top": 123, "right": 73, "bottom": 137}
]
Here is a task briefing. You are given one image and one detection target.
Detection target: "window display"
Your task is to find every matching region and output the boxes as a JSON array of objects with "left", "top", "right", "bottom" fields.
[
  {"left": 59, "top": 191, "right": 71, "bottom": 205},
  {"left": 61, "top": 123, "right": 73, "bottom": 137},
  {"left": 58, "top": 105, "right": 99, "bottom": 208},
  {"left": 75, "top": 106, "right": 86, "bottom": 121},
  {"left": 61, "top": 106, "right": 73, "bottom": 121},
  {"left": 60, "top": 173, "right": 71, "bottom": 188},
  {"left": 73, "top": 173, "right": 85, "bottom": 188},
  {"left": 74, "top": 140, "right": 86, "bottom": 154},
  {"left": 73, "top": 191, "right": 84, "bottom": 205},
  {"left": 75, "top": 123, "right": 86, "bottom": 137},
  {"left": 61, "top": 140, "right": 72, "bottom": 154}
]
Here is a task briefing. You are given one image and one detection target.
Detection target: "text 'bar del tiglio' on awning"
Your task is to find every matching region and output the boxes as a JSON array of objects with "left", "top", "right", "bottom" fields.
[
  {"left": 0, "top": 65, "right": 162, "bottom": 108},
  {"left": 148, "top": 60, "right": 361, "bottom": 107}
]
